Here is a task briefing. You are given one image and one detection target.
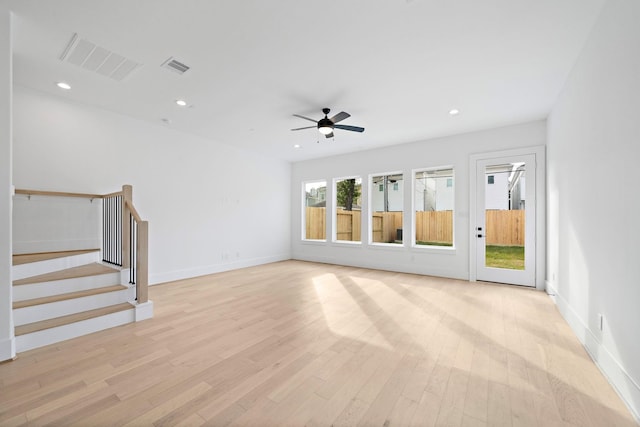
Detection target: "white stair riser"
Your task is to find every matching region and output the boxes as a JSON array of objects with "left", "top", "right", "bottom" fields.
[
  {"left": 14, "top": 288, "right": 135, "bottom": 326},
  {"left": 13, "top": 272, "right": 122, "bottom": 301},
  {"left": 16, "top": 308, "right": 135, "bottom": 352},
  {"left": 12, "top": 252, "right": 101, "bottom": 280}
]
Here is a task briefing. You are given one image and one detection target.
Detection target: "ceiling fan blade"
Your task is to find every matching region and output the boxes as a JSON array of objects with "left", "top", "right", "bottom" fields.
[
  {"left": 291, "top": 125, "right": 316, "bottom": 131},
  {"left": 293, "top": 114, "right": 318, "bottom": 123},
  {"left": 334, "top": 124, "right": 365, "bottom": 133},
  {"left": 325, "top": 132, "right": 334, "bottom": 139},
  {"left": 330, "top": 111, "right": 350, "bottom": 124}
]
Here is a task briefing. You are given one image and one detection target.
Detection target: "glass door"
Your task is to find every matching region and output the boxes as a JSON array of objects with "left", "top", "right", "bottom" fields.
[{"left": 475, "top": 154, "right": 535, "bottom": 286}]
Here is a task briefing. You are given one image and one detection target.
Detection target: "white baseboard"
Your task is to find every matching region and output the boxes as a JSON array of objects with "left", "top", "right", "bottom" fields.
[
  {"left": 134, "top": 300, "right": 153, "bottom": 321},
  {"left": 292, "top": 254, "right": 469, "bottom": 281},
  {"left": 549, "top": 280, "right": 640, "bottom": 424},
  {"left": 0, "top": 337, "right": 16, "bottom": 362},
  {"left": 545, "top": 279, "right": 558, "bottom": 302},
  {"left": 149, "top": 253, "right": 291, "bottom": 285}
]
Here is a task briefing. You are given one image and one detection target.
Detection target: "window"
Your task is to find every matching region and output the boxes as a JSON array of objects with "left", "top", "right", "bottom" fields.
[
  {"left": 303, "top": 180, "right": 326, "bottom": 240},
  {"left": 334, "top": 177, "right": 362, "bottom": 243},
  {"left": 414, "top": 168, "right": 454, "bottom": 247},
  {"left": 371, "top": 173, "right": 403, "bottom": 244},
  {"left": 488, "top": 175, "right": 495, "bottom": 184}
]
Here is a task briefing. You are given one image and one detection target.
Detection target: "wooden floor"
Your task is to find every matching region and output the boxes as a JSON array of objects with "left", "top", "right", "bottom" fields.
[{"left": 0, "top": 261, "right": 636, "bottom": 426}]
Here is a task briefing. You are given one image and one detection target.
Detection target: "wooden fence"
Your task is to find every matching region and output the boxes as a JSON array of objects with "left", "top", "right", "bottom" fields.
[
  {"left": 372, "top": 211, "right": 402, "bottom": 243},
  {"left": 485, "top": 209, "right": 525, "bottom": 246},
  {"left": 305, "top": 207, "right": 524, "bottom": 246},
  {"left": 336, "top": 209, "right": 362, "bottom": 242},
  {"left": 305, "top": 207, "right": 326, "bottom": 240},
  {"left": 415, "top": 211, "right": 453, "bottom": 244}
]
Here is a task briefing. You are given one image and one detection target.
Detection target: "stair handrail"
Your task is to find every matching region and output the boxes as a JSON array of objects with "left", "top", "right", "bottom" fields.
[
  {"left": 15, "top": 189, "right": 103, "bottom": 200},
  {"left": 123, "top": 194, "right": 148, "bottom": 304},
  {"left": 14, "top": 184, "right": 149, "bottom": 304}
]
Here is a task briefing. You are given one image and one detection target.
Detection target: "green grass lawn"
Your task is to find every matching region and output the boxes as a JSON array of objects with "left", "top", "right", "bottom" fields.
[
  {"left": 416, "top": 241, "right": 453, "bottom": 246},
  {"left": 486, "top": 245, "right": 524, "bottom": 270}
]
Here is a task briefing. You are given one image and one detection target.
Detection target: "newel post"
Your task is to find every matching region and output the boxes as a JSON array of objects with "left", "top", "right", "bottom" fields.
[
  {"left": 122, "top": 185, "right": 132, "bottom": 269},
  {"left": 137, "top": 221, "right": 149, "bottom": 304}
]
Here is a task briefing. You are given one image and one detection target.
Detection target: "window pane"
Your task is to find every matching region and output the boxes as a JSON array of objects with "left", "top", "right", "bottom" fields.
[
  {"left": 335, "top": 177, "right": 362, "bottom": 242},
  {"left": 371, "top": 173, "right": 403, "bottom": 244},
  {"left": 414, "top": 168, "right": 454, "bottom": 247},
  {"left": 484, "top": 163, "right": 525, "bottom": 269},
  {"left": 304, "top": 181, "right": 326, "bottom": 240}
]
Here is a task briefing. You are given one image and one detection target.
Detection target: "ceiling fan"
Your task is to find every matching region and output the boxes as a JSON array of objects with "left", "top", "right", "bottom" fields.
[{"left": 291, "top": 108, "right": 365, "bottom": 138}]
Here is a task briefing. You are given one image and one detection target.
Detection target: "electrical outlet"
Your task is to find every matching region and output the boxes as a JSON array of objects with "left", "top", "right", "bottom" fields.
[{"left": 598, "top": 313, "right": 604, "bottom": 331}]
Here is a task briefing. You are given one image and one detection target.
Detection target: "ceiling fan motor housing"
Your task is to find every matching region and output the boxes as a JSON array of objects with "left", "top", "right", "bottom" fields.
[{"left": 317, "top": 117, "right": 334, "bottom": 131}]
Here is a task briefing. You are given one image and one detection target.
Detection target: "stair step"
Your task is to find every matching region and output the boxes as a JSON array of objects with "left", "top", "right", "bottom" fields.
[
  {"left": 13, "top": 263, "right": 118, "bottom": 286},
  {"left": 12, "top": 251, "right": 103, "bottom": 281},
  {"left": 13, "top": 249, "right": 100, "bottom": 266},
  {"left": 15, "top": 303, "right": 133, "bottom": 336},
  {"left": 13, "top": 285, "right": 127, "bottom": 309}
]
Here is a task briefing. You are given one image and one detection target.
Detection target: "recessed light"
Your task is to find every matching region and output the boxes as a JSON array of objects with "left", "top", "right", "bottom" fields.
[
  {"left": 449, "top": 108, "right": 460, "bottom": 116},
  {"left": 175, "top": 99, "right": 187, "bottom": 107},
  {"left": 294, "top": 144, "right": 301, "bottom": 149},
  {"left": 56, "top": 82, "right": 71, "bottom": 90}
]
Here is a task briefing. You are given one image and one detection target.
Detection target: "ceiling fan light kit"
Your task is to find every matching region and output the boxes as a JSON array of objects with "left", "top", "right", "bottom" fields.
[{"left": 291, "top": 107, "right": 364, "bottom": 139}]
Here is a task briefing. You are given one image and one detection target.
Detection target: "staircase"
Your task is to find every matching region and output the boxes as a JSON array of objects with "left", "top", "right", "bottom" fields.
[
  {"left": 12, "top": 249, "right": 139, "bottom": 352},
  {"left": 11, "top": 185, "right": 153, "bottom": 354}
]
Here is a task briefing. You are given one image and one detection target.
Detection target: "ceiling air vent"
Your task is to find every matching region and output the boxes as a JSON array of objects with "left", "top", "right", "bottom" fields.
[
  {"left": 161, "top": 57, "right": 190, "bottom": 75},
  {"left": 59, "top": 33, "right": 141, "bottom": 82}
]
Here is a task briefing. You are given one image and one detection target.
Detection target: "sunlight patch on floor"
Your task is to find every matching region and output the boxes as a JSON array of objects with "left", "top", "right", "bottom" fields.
[{"left": 312, "top": 273, "right": 393, "bottom": 350}]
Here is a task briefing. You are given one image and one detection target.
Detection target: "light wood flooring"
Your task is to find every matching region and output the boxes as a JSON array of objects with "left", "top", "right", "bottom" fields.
[{"left": 0, "top": 261, "right": 636, "bottom": 426}]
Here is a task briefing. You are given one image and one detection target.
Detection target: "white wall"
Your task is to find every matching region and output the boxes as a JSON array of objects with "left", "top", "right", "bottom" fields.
[
  {"left": 547, "top": 0, "right": 640, "bottom": 420},
  {"left": 0, "top": 2, "right": 15, "bottom": 361},
  {"left": 292, "top": 120, "right": 546, "bottom": 279},
  {"left": 12, "top": 86, "right": 292, "bottom": 284},
  {"left": 13, "top": 194, "right": 101, "bottom": 254}
]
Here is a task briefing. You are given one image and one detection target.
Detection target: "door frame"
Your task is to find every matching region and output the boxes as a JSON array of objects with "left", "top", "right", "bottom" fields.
[{"left": 469, "top": 146, "right": 546, "bottom": 290}]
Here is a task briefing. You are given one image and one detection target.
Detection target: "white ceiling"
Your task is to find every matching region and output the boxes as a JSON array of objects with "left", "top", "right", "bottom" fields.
[{"left": 9, "top": 0, "right": 606, "bottom": 162}]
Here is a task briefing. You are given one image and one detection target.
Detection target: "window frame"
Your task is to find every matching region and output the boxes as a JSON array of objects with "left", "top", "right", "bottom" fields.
[
  {"left": 302, "top": 179, "right": 327, "bottom": 242},
  {"left": 411, "top": 166, "right": 456, "bottom": 251}
]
